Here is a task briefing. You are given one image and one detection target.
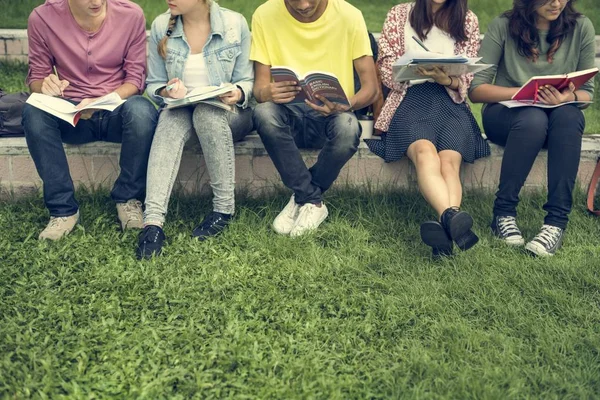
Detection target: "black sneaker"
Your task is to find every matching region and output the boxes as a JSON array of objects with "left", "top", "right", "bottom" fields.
[
  {"left": 440, "top": 207, "right": 478, "bottom": 251},
  {"left": 192, "top": 212, "right": 232, "bottom": 241},
  {"left": 420, "top": 221, "right": 453, "bottom": 259},
  {"left": 525, "top": 224, "right": 564, "bottom": 257},
  {"left": 136, "top": 225, "right": 166, "bottom": 260},
  {"left": 491, "top": 215, "right": 525, "bottom": 246}
]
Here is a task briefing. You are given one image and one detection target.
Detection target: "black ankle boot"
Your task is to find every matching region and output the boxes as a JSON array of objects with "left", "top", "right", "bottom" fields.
[
  {"left": 420, "top": 221, "right": 453, "bottom": 259},
  {"left": 440, "top": 207, "right": 478, "bottom": 251}
]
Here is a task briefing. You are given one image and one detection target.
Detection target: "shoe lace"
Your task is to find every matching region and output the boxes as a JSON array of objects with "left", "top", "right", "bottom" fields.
[
  {"left": 497, "top": 216, "right": 521, "bottom": 236},
  {"left": 534, "top": 225, "right": 562, "bottom": 247},
  {"left": 141, "top": 226, "right": 161, "bottom": 243},
  {"left": 294, "top": 204, "right": 316, "bottom": 228},
  {"left": 48, "top": 216, "right": 69, "bottom": 228},
  {"left": 123, "top": 200, "right": 142, "bottom": 221},
  {"left": 200, "top": 212, "right": 223, "bottom": 229}
]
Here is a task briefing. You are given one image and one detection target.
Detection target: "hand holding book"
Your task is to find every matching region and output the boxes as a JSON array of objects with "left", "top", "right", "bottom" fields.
[{"left": 536, "top": 81, "right": 576, "bottom": 105}]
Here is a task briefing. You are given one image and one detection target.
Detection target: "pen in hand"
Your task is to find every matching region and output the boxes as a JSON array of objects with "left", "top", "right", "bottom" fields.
[
  {"left": 52, "top": 65, "right": 64, "bottom": 97},
  {"left": 412, "top": 35, "right": 430, "bottom": 52}
]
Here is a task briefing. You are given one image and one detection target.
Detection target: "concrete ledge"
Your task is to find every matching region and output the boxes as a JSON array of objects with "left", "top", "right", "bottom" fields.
[
  {"left": 1, "top": 29, "right": 600, "bottom": 62},
  {"left": 1, "top": 135, "right": 599, "bottom": 198}
]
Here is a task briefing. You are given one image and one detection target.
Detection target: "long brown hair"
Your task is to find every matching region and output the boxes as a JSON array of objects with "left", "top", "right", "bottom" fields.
[
  {"left": 504, "top": 0, "right": 581, "bottom": 62},
  {"left": 409, "top": 0, "right": 468, "bottom": 42}
]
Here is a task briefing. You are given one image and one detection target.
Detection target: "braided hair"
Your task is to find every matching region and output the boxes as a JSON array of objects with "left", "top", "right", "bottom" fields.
[{"left": 158, "top": 15, "right": 179, "bottom": 59}]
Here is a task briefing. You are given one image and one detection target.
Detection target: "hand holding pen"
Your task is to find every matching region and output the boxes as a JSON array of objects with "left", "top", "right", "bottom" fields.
[
  {"left": 165, "top": 78, "right": 187, "bottom": 99},
  {"left": 41, "top": 66, "right": 69, "bottom": 97}
]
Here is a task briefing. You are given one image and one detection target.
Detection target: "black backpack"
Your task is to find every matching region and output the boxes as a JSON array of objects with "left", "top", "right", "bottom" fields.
[{"left": 0, "top": 89, "right": 29, "bottom": 137}]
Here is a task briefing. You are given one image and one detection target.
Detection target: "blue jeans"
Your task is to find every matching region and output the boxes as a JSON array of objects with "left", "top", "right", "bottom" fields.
[
  {"left": 22, "top": 95, "right": 158, "bottom": 217},
  {"left": 253, "top": 102, "right": 361, "bottom": 204},
  {"left": 483, "top": 103, "right": 585, "bottom": 229}
]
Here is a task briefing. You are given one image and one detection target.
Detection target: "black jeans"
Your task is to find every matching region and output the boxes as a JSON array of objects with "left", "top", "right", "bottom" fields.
[
  {"left": 483, "top": 103, "right": 585, "bottom": 229},
  {"left": 22, "top": 95, "right": 158, "bottom": 217},
  {"left": 253, "top": 102, "right": 361, "bottom": 204}
]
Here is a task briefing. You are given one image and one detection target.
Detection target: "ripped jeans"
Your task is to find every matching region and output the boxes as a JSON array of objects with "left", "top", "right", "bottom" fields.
[{"left": 253, "top": 102, "right": 361, "bottom": 204}]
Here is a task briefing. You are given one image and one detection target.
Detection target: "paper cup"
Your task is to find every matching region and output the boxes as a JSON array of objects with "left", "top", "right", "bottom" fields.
[{"left": 358, "top": 118, "right": 374, "bottom": 139}]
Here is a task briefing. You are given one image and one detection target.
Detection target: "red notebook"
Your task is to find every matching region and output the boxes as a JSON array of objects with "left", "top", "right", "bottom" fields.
[{"left": 512, "top": 67, "right": 598, "bottom": 102}]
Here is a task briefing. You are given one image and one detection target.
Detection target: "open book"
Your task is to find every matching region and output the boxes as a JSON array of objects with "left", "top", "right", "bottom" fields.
[
  {"left": 164, "top": 83, "right": 237, "bottom": 112},
  {"left": 512, "top": 67, "right": 599, "bottom": 102},
  {"left": 270, "top": 66, "right": 350, "bottom": 106},
  {"left": 25, "top": 92, "right": 125, "bottom": 127},
  {"left": 392, "top": 50, "right": 492, "bottom": 82}
]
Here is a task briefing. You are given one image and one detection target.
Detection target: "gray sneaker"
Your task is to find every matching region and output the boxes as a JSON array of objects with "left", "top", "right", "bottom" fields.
[
  {"left": 39, "top": 211, "right": 80, "bottom": 240},
  {"left": 116, "top": 199, "right": 143, "bottom": 230}
]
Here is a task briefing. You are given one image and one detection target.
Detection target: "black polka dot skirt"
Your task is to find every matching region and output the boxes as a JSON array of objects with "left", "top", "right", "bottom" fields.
[{"left": 365, "top": 82, "right": 491, "bottom": 164}]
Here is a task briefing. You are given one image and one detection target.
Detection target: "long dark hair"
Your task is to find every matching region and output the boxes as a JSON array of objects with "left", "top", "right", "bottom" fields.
[
  {"left": 504, "top": 0, "right": 581, "bottom": 62},
  {"left": 409, "top": 0, "right": 468, "bottom": 43}
]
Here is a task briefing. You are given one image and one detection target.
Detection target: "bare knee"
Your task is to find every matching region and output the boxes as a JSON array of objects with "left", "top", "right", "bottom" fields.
[
  {"left": 408, "top": 141, "right": 438, "bottom": 167},
  {"left": 439, "top": 152, "right": 462, "bottom": 176}
]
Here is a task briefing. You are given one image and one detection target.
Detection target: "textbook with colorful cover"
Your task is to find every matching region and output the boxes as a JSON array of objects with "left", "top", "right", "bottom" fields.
[
  {"left": 163, "top": 83, "right": 237, "bottom": 112},
  {"left": 510, "top": 67, "right": 599, "bottom": 103},
  {"left": 25, "top": 92, "right": 125, "bottom": 127},
  {"left": 270, "top": 66, "right": 350, "bottom": 106}
]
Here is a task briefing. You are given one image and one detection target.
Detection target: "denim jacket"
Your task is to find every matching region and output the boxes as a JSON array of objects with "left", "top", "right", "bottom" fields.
[{"left": 146, "top": 2, "right": 253, "bottom": 109}]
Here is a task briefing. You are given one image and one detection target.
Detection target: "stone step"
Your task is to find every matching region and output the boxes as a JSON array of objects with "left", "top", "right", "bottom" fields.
[
  {"left": 1, "top": 135, "right": 599, "bottom": 198},
  {"left": 1, "top": 29, "right": 599, "bottom": 62}
]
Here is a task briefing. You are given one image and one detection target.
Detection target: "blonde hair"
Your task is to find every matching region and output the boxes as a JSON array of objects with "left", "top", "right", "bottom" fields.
[{"left": 157, "top": 0, "right": 214, "bottom": 59}]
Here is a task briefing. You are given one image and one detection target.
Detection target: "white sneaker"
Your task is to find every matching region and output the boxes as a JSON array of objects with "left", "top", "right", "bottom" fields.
[
  {"left": 290, "top": 203, "right": 329, "bottom": 237},
  {"left": 39, "top": 211, "right": 80, "bottom": 240},
  {"left": 116, "top": 199, "right": 143, "bottom": 230},
  {"left": 273, "top": 195, "right": 300, "bottom": 235}
]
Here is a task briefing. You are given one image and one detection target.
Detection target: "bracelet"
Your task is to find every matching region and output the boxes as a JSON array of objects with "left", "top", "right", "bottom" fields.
[{"left": 574, "top": 92, "right": 579, "bottom": 102}]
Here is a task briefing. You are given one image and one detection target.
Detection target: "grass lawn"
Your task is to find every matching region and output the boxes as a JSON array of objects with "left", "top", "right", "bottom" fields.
[
  {"left": 5, "top": 60, "right": 600, "bottom": 134},
  {"left": 1, "top": 188, "right": 600, "bottom": 397},
  {"left": 0, "top": 0, "right": 599, "bottom": 33}
]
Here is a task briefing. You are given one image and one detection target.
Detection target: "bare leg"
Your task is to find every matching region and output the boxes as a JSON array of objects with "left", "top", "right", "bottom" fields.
[
  {"left": 439, "top": 150, "right": 463, "bottom": 209},
  {"left": 406, "top": 140, "right": 451, "bottom": 217}
]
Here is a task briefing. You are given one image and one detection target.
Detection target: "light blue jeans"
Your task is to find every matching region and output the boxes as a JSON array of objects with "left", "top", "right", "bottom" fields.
[{"left": 144, "top": 104, "right": 253, "bottom": 225}]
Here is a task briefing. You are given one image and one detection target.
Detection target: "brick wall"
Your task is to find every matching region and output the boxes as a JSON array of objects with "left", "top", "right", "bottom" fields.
[{"left": 1, "top": 29, "right": 600, "bottom": 63}]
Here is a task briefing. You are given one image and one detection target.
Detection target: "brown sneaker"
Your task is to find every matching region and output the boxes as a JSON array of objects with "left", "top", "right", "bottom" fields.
[
  {"left": 116, "top": 199, "right": 144, "bottom": 230},
  {"left": 39, "top": 211, "right": 80, "bottom": 240}
]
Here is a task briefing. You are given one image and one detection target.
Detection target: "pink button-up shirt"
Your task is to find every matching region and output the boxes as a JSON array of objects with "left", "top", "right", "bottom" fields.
[{"left": 26, "top": 0, "right": 147, "bottom": 102}]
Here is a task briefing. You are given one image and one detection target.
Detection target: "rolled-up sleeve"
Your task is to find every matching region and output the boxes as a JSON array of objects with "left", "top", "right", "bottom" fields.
[
  {"left": 122, "top": 12, "right": 147, "bottom": 93},
  {"left": 26, "top": 11, "right": 53, "bottom": 87}
]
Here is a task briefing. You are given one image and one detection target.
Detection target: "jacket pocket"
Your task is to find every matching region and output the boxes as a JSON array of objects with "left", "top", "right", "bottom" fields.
[{"left": 215, "top": 45, "right": 241, "bottom": 77}]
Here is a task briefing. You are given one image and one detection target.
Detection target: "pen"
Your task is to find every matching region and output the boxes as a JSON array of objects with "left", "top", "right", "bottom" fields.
[
  {"left": 412, "top": 35, "right": 430, "bottom": 52},
  {"left": 53, "top": 65, "right": 64, "bottom": 97},
  {"left": 166, "top": 83, "right": 176, "bottom": 91}
]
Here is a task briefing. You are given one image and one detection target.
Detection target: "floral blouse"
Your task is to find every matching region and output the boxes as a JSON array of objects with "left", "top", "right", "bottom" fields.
[{"left": 375, "top": 3, "right": 481, "bottom": 132}]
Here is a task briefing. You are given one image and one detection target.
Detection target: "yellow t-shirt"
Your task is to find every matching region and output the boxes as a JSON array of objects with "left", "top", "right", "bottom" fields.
[{"left": 250, "top": 0, "right": 372, "bottom": 98}]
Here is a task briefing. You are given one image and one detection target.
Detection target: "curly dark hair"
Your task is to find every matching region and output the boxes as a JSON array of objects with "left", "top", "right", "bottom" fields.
[
  {"left": 409, "top": 0, "right": 468, "bottom": 43},
  {"left": 504, "top": 0, "right": 582, "bottom": 62}
]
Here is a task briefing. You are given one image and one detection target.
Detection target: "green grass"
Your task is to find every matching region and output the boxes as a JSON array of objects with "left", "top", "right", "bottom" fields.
[
  {"left": 0, "top": 0, "right": 598, "bottom": 32},
  {"left": 5, "top": 60, "right": 600, "bottom": 134},
  {"left": 1, "top": 187, "right": 600, "bottom": 398}
]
